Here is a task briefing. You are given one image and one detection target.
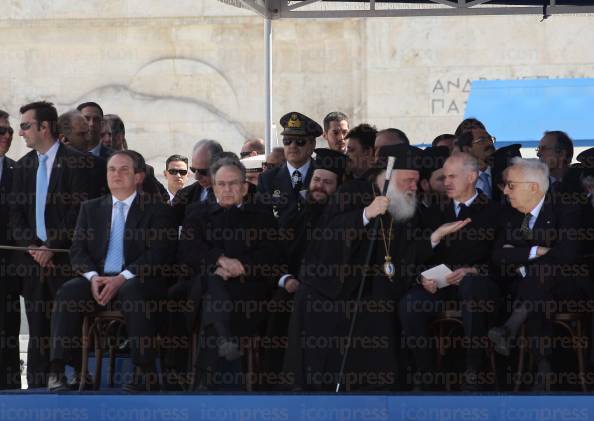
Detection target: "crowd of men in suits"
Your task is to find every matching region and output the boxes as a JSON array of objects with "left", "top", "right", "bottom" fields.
[{"left": 1, "top": 101, "right": 594, "bottom": 393}]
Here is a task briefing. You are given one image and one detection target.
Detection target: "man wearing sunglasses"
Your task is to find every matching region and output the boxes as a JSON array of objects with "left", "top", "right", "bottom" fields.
[
  {"left": 10, "top": 101, "right": 90, "bottom": 388},
  {"left": 0, "top": 109, "right": 20, "bottom": 390},
  {"left": 536, "top": 130, "right": 574, "bottom": 193},
  {"left": 163, "top": 154, "right": 189, "bottom": 204},
  {"left": 257, "top": 111, "right": 322, "bottom": 227},
  {"left": 240, "top": 138, "right": 265, "bottom": 159},
  {"left": 455, "top": 127, "right": 496, "bottom": 200},
  {"left": 171, "top": 139, "right": 223, "bottom": 225}
]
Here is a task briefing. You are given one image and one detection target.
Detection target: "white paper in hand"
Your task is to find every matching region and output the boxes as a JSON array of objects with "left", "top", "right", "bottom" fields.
[{"left": 421, "top": 264, "right": 453, "bottom": 289}]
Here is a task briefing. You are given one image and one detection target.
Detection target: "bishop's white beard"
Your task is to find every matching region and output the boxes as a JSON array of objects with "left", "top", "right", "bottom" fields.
[{"left": 386, "top": 183, "right": 417, "bottom": 222}]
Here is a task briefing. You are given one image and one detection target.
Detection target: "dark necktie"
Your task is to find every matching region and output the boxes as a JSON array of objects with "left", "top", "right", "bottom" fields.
[
  {"left": 457, "top": 203, "right": 468, "bottom": 219},
  {"left": 520, "top": 213, "right": 533, "bottom": 240},
  {"left": 292, "top": 170, "right": 303, "bottom": 193}
]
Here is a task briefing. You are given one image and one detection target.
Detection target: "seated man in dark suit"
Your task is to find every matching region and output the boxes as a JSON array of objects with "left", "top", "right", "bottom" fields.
[
  {"left": 400, "top": 152, "right": 501, "bottom": 391},
  {"left": 179, "top": 155, "right": 283, "bottom": 390},
  {"left": 257, "top": 112, "right": 321, "bottom": 228},
  {"left": 488, "top": 158, "right": 593, "bottom": 391},
  {"left": 48, "top": 150, "right": 177, "bottom": 392}
]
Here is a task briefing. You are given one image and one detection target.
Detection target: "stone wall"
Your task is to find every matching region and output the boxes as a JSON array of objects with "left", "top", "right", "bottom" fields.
[{"left": 2, "top": 1, "right": 593, "bottom": 173}]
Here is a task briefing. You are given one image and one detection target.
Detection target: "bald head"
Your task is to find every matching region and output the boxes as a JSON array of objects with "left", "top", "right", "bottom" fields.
[
  {"left": 58, "top": 110, "right": 90, "bottom": 152},
  {"left": 241, "top": 138, "right": 265, "bottom": 157}
]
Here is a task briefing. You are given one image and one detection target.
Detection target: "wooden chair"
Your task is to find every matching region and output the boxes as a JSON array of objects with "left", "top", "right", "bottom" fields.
[
  {"left": 79, "top": 310, "right": 127, "bottom": 391},
  {"left": 430, "top": 309, "right": 497, "bottom": 391},
  {"left": 513, "top": 312, "right": 588, "bottom": 392}
]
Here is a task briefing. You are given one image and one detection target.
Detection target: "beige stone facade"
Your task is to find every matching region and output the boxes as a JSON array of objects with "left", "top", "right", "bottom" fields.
[{"left": 2, "top": 1, "right": 594, "bottom": 172}]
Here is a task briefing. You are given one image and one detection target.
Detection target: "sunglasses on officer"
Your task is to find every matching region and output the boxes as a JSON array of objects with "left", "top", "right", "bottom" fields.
[
  {"left": 167, "top": 169, "right": 188, "bottom": 176},
  {"left": 282, "top": 137, "right": 309, "bottom": 147},
  {"left": 190, "top": 167, "right": 210, "bottom": 176},
  {"left": 0, "top": 127, "right": 14, "bottom": 136}
]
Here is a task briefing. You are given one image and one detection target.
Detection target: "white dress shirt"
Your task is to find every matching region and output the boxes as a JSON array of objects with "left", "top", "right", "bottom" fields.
[
  {"left": 453, "top": 191, "right": 479, "bottom": 217},
  {"left": 89, "top": 143, "right": 102, "bottom": 157},
  {"left": 83, "top": 191, "right": 138, "bottom": 281},
  {"left": 286, "top": 160, "right": 311, "bottom": 189}
]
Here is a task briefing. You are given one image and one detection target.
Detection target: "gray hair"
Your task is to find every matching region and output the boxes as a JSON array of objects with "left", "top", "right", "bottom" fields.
[
  {"left": 192, "top": 139, "right": 223, "bottom": 163},
  {"left": 210, "top": 156, "right": 246, "bottom": 183},
  {"left": 446, "top": 152, "right": 479, "bottom": 175},
  {"left": 510, "top": 157, "right": 549, "bottom": 192}
]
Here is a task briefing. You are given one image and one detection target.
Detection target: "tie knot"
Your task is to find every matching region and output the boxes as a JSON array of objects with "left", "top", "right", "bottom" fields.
[
  {"left": 115, "top": 201, "right": 125, "bottom": 210},
  {"left": 292, "top": 170, "right": 302, "bottom": 184},
  {"left": 38, "top": 154, "right": 48, "bottom": 163}
]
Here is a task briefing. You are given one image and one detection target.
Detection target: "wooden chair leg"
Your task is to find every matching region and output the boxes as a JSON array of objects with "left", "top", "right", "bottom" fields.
[
  {"left": 79, "top": 317, "right": 90, "bottom": 392},
  {"left": 93, "top": 328, "right": 104, "bottom": 390},
  {"left": 108, "top": 344, "right": 116, "bottom": 388}
]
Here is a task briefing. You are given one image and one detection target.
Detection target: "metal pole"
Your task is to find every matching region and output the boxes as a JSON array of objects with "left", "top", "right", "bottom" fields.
[{"left": 264, "top": 16, "right": 272, "bottom": 155}]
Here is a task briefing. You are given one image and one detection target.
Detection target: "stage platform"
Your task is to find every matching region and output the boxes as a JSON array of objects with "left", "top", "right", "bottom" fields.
[{"left": 0, "top": 392, "right": 592, "bottom": 421}]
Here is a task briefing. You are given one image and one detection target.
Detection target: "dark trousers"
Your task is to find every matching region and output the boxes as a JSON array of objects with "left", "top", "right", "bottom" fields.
[
  {"left": 515, "top": 273, "right": 594, "bottom": 359},
  {"left": 0, "top": 284, "right": 21, "bottom": 390},
  {"left": 399, "top": 275, "right": 501, "bottom": 373},
  {"left": 163, "top": 278, "right": 192, "bottom": 382},
  {"left": 18, "top": 253, "right": 72, "bottom": 388},
  {"left": 50, "top": 276, "right": 165, "bottom": 369}
]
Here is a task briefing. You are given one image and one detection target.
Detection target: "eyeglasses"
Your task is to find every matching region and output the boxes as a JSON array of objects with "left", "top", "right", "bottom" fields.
[
  {"left": 0, "top": 127, "right": 14, "bottom": 136},
  {"left": 282, "top": 137, "right": 308, "bottom": 147},
  {"left": 190, "top": 167, "right": 209, "bottom": 176},
  {"left": 471, "top": 136, "right": 496, "bottom": 145},
  {"left": 20, "top": 121, "right": 38, "bottom": 131},
  {"left": 505, "top": 181, "right": 535, "bottom": 191},
  {"left": 167, "top": 169, "right": 188, "bottom": 176}
]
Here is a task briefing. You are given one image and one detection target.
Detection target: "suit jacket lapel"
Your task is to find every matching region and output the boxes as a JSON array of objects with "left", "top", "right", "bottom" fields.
[
  {"left": 98, "top": 195, "right": 113, "bottom": 260},
  {"left": 445, "top": 200, "right": 456, "bottom": 221},
  {"left": 533, "top": 200, "right": 553, "bottom": 232},
  {"left": 123, "top": 194, "right": 143, "bottom": 259},
  {"left": 303, "top": 159, "right": 315, "bottom": 191},
  {"left": 0, "top": 157, "right": 13, "bottom": 191},
  {"left": 276, "top": 163, "right": 293, "bottom": 195},
  {"left": 47, "top": 143, "right": 64, "bottom": 195}
]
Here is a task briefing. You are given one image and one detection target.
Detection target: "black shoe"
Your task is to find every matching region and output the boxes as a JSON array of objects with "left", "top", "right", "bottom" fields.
[
  {"left": 461, "top": 370, "right": 483, "bottom": 392},
  {"left": 218, "top": 338, "right": 242, "bottom": 361},
  {"left": 488, "top": 326, "right": 511, "bottom": 357},
  {"left": 122, "top": 367, "right": 160, "bottom": 393},
  {"left": 161, "top": 369, "right": 185, "bottom": 391},
  {"left": 48, "top": 373, "right": 69, "bottom": 393},
  {"left": 68, "top": 371, "right": 94, "bottom": 391},
  {"left": 532, "top": 358, "right": 553, "bottom": 392}
]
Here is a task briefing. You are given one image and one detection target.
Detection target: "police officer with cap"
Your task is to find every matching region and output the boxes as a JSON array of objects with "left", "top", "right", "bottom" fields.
[{"left": 257, "top": 112, "right": 322, "bottom": 227}]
